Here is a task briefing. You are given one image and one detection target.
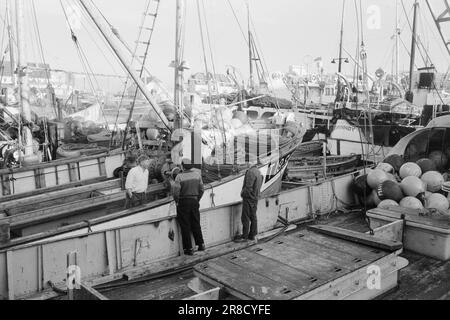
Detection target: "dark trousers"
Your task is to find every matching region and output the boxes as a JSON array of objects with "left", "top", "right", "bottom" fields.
[
  {"left": 242, "top": 198, "right": 258, "bottom": 240},
  {"left": 177, "top": 198, "right": 204, "bottom": 251},
  {"left": 125, "top": 192, "right": 146, "bottom": 209}
]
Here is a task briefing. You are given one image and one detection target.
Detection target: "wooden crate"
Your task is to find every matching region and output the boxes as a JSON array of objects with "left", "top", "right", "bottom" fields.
[{"left": 368, "top": 207, "right": 450, "bottom": 261}]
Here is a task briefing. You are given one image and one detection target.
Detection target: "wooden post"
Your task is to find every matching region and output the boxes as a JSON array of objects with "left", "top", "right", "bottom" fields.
[{"left": 0, "top": 221, "right": 10, "bottom": 244}]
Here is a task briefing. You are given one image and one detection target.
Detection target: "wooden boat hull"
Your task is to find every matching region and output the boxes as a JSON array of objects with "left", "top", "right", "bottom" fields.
[
  {"left": 287, "top": 155, "right": 361, "bottom": 182},
  {"left": 0, "top": 170, "right": 362, "bottom": 299},
  {"left": 0, "top": 151, "right": 125, "bottom": 198},
  {"left": 292, "top": 140, "right": 324, "bottom": 158}
]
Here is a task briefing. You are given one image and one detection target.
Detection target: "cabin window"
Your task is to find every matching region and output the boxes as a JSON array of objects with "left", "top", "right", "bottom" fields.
[
  {"left": 404, "top": 128, "right": 448, "bottom": 165},
  {"left": 261, "top": 112, "right": 275, "bottom": 120},
  {"left": 246, "top": 111, "right": 259, "bottom": 120},
  {"left": 404, "top": 129, "right": 430, "bottom": 162}
]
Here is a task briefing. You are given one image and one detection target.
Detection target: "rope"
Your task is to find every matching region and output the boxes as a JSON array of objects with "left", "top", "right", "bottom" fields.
[
  {"left": 30, "top": 0, "right": 58, "bottom": 119},
  {"left": 201, "top": 0, "right": 219, "bottom": 96},
  {"left": 60, "top": 0, "right": 110, "bottom": 131},
  {"left": 226, "top": 0, "right": 248, "bottom": 46},
  {"left": 75, "top": 1, "right": 121, "bottom": 76},
  {"left": 196, "top": 0, "right": 227, "bottom": 148}
]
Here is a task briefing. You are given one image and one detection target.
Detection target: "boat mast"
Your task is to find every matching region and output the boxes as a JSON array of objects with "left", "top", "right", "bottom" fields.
[
  {"left": 7, "top": 1, "right": 16, "bottom": 88},
  {"left": 247, "top": 1, "right": 254, "bottom": 92},
  {"left": 77, "top": 0, "right": 170, "bottom": 130},
  {"left": 16, "top": 0, "right": 34, "bottom": 157},
  {"left": 395, "top": 0, "right": 400, "bottom": 84},
  {"left": 174, "top": 0, "right": 183, "bottom": 130},
  {"left": 406, "top": 0, "right": 419, "bottom": 103},
  {"left": 336, "top": 0, "right": 346, "bottom": 102}
]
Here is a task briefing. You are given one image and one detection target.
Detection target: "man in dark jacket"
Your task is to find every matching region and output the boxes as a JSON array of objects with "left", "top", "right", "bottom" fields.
[
  {"left": 172, "top": 159, "right": 205, "bottom": 256},
  {"left": 236, "top": 164, "right": 263, "bottom": 242}
]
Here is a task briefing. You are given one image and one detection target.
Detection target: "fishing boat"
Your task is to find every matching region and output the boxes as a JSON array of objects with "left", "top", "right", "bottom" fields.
[
  {"left": 0, "top": 165, "right": 364, "bottom": 300},
  {"left": 291, "top": 140, "right": 324, "bottom": 158},
  {"left": 0, "top": 0, "right": 307, "bottom": 299},
  {"left": 2, "top": 0, "right": 450, "bottom": 303},
  {"left": 300, "top": 0, "right": 450, "bottom": 162}
]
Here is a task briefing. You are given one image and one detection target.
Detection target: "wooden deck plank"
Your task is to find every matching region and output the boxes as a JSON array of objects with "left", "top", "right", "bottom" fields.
[
  {"left": 101, "top": 270, "right": 196, "bottom": 300},
  {"left": 308, "top": 225, "right": 403, "bottom": 252},
  {"left": 0, "top": 176, "right": 108, "bottom": 203},
  {"left": 277, "top": 233, "right": 375, "bottom": 270},
  {"left": 196, "top": 258, "right": 302, "bottom": 300},
  {"left": 296, "top": 231, "right": 386, "bottom": 261},
  {"left": 0, "top": 179, "right": 120, "bottom": 212},
  {"left": 248, "top": 238, "right": 353, "bottom": 279},
  {"left": 382, "top": 251, "right": 450, "bottom": 300},
  {"left": 226, "top": 250, "right": 325, "bottom": 294},
  {"left": 4, "top": 192, "right": 125, "bottom": 229}
]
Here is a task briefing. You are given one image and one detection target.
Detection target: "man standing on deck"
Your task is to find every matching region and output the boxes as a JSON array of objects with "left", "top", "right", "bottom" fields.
[
  {"left": 172, "top": 158, "right": 205, "bottom": 256},
  {"left": 125, "top": 155, "right": 151, "bottom": 208},
  {"left": 236, "top": 164, "right": 263, "bottom": 243}
]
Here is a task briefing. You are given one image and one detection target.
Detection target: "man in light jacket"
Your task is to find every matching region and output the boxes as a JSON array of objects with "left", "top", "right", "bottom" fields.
[{"left": 125, "top": 155, "right": 151, "bottom": 208}]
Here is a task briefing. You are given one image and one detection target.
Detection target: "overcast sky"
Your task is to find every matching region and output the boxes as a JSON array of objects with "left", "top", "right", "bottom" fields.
[{"left": 1, "top": 0, "right": 449, "bottom": 91}]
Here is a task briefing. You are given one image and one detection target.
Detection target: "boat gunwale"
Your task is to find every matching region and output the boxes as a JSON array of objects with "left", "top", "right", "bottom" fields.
[{"left": 0, "top": 149, "right": 126, "bottom": 175}]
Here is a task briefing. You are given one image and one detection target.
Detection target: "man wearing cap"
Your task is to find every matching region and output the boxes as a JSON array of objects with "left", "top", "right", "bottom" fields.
[
  {"left": 172, "top": 158, "right": 205, "bottom": 256},
  {"left": 236, "top": 164, "right": 263, "bottom": 243},
  {"left": 125, "top": 155, "right": 151, "bottom": 208}
]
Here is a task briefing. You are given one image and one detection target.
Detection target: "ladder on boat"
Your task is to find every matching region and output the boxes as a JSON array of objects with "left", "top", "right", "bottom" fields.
[
  {"left": 118, "top": 0, "right": 161, "bottom": 149},
  {"left": 132, "top": 0, "right": 161, "bottom": 78}
]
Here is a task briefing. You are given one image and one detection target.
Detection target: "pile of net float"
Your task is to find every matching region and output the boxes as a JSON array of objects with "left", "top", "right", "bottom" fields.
[{"left": 354, "top": 151, "right": 450, "bottom": 216}]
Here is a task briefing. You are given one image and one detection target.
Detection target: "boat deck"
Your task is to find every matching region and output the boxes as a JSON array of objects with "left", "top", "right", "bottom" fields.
[
  {"left": 193, "top": 228, "right": 402, "bottom": 300},
  {"left": 85, "top": 212, "right": 450, "bottom": 300}
]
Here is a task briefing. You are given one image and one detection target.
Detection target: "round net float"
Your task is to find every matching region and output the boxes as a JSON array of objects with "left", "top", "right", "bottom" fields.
[
  {"left": 399, "top": 162, "right": 422, "bottom": 179},
  {"left": 378, "top": 199, "right": 399, "bottom": 210},
  {"left": 367, "top": 169, "right": 389, "bottom": 189},
  {"left": 442, "top": 181, "right": 450, "bottom": 193},
  {"left": 385, "top": 173, "right": 398, "bottom": 182},
  {"left": 377, "top": 180, "right": 404, "bottom": 202},
  {"left": 400, "top": 176, "right": 426, "bottom": 197},
  {"left": 399, "top": 196, "right": 424, "bottom": 210},
  {"left": 368, "top": 189, "right": 382, "bottom": 207},
  {"left": 383, "top": 154, "right": 404, "bottom": 172},
  {"left": 376, "top": 162, "right": 394, "bottom": 174},
  {"left": 416, "top": 158, "right": 436, "bottom": 174},
  {"left": 421, "top": 171, "right": 445, "bottom": 193},
  {"left": 425, "top": 193, "right": 449, "bottom": 212}
]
